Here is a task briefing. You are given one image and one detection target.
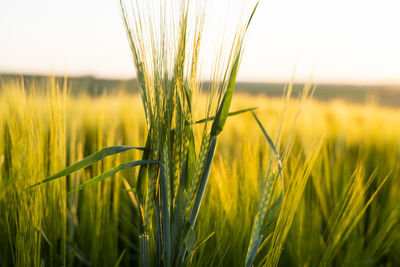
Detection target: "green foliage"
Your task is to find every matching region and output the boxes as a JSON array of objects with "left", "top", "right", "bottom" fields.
[
  {"left": 1, "top": 1, "right": 400, "bottom": 266},
  {"left": 24, "top": 1, "right": 259, "bottom": 266},
  {"left": 25, "top": 146, "right": 145, "bottom": 190},
  {"left": 1, "top": 80, "right": 400, "bottom": 266}
]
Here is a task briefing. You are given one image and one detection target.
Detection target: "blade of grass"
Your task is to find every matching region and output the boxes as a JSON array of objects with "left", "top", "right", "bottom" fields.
[
  {"left": 210, "top": 54, "right": 241, "bottom": 137},
  {"left": 160, "top": 163, "right": 171, "bottom": 267},
  {"left": 193, "top": 107, "right": 258, "bottom": 124},
  {"left": 25, "top": 146, "right": 145, "bottom": 190},
  {"left": 252, "top": 111, "right": 284, "bottom": 191},
  {"left": 137, "top": 132, "right": 152, "bottom": 204},
  {"left": 177, "top": 136, "right": 217, "bottom": 264},
  {"left": 68, "top": 160, "right": 159, "bottom": 194},
  {"left": 113, "top": 249, "right": 126, "bottom": 267},
  {"left": 188, "top": 136, "right": 217, "bottom": 226},
  {"left": 210, "top": 2, "right": 259, "bottom": 137},
  {"left": 191, "top": 232, "right": 215, "bottom": 253}
]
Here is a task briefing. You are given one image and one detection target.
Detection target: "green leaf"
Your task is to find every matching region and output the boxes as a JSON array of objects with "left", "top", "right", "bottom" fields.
[
  {"left": 245, "top": 110, "right": 285, "bottom": 267},
  {"left": 246, "top": 1, "right": 259, "bottom": 31},
  {"left": 252, "top": 111, "right": 284, "bottom": 191},
  {"left": 183, "top": 84, "right": 192, "bottom": 114},
  {"left": 185, "top": 227, "right": 196, "bottom": 254},
  {"left": 188, "top": 136, "right": 217, "bottom": 226},
  {"left": 245, "top": 172, "right": 275, "bottom": 267},
  {"left": 140, "top": 234, "right": 150, "bottom": 267},
  {"left": 185, "top": 125, "right": 196, "bottom": 190},
  {"left": 193, "top": 107, "right": 258, "bottom": 124},
  {"left": 208, "top": 2, "right": 259, "bottom": 138},
  {"left": 159, "top": 163, "right": 172, "bottom": 267},
  {"left": 68, "top": 160, "right": 159, "bottom": 194},
  {"left": 263, "top": 195, "right": 282, "bottom": 230},
  {"left": 210, "top": 53, "right": 241, "bottom": 137},
  {"left": 177, "top": 137, "right": 217, "bottom": 264},
  {"left": 155, "top": 200, "right": 163, "bottom": 266},
  {"left": 192, "top": 232, "right": 215, "bottom": 253},
  {"left": 113, "top": 249, "right": 126, "bottom": 267},
  {"left": 25, "top": 146, "right": 145, "bottom": 190},
  {"left": 245, "top": 236, "right": 262, "bottom": 267},
  {"left": 137, "top": 132, "right": 152, "bottom": 203}
]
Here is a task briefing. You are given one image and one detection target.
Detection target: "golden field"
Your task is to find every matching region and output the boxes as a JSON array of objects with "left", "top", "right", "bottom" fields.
[{"left": 0, "top": 80, "right": 399, "bottom": 266}]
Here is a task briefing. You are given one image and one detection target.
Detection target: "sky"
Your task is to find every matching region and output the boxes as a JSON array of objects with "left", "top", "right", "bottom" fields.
[{"left": 0, "top": 0, "right": 399, "bottom": 85}]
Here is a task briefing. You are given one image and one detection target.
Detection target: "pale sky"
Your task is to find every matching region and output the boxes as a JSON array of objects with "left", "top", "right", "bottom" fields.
[{"left": 0, "top": 0, "right": 399, "bottom": 84}]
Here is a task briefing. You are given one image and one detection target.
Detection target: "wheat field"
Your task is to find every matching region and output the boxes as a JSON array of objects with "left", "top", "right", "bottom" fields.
[{"left": 0, "top": 79, "right": 399, "bottom": 266}]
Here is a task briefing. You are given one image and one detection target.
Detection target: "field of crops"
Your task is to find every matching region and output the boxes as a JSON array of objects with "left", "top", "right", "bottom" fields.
[
  {"left": 2, "top": 0, "right": 400, "bottom": 265},
  {"left": 0, "top": 79, "right": 399, "bottom": 266}
]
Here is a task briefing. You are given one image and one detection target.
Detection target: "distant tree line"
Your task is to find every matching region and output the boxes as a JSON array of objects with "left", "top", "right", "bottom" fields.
[{"left": 1, "top": 73, "right": 400, "bottom": 107}]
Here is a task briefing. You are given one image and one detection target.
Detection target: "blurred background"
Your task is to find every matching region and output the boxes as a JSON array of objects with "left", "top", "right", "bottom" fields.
[{"left": 1, "top": 0, "right": 400, "bottom": 106}]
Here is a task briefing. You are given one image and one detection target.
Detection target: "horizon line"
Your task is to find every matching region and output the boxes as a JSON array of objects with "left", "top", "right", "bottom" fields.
[{"left": 1, "top": 71, "right": 400, "bottom": 88}]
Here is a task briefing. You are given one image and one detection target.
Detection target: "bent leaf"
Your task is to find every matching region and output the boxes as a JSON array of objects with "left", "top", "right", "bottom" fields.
[
  {"left": 246, "top": 109, "right": 285, "bottom": 267},
  {"left": 193, "top": 107, "right": 258, "bottom": 124},
  {"left": 68, "top": 160, "right": 159, "bottom": 194},
  {"left": 25, "top": 146, "right": 145, "bottom": 190},
  {"left": 252, "top": 111, "right": 284, "bottom": 191}
]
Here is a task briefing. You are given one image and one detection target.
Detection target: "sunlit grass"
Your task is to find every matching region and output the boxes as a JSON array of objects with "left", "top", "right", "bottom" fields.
[{"left": 1, "top": 80, "right": 400, "bottom": 266}]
